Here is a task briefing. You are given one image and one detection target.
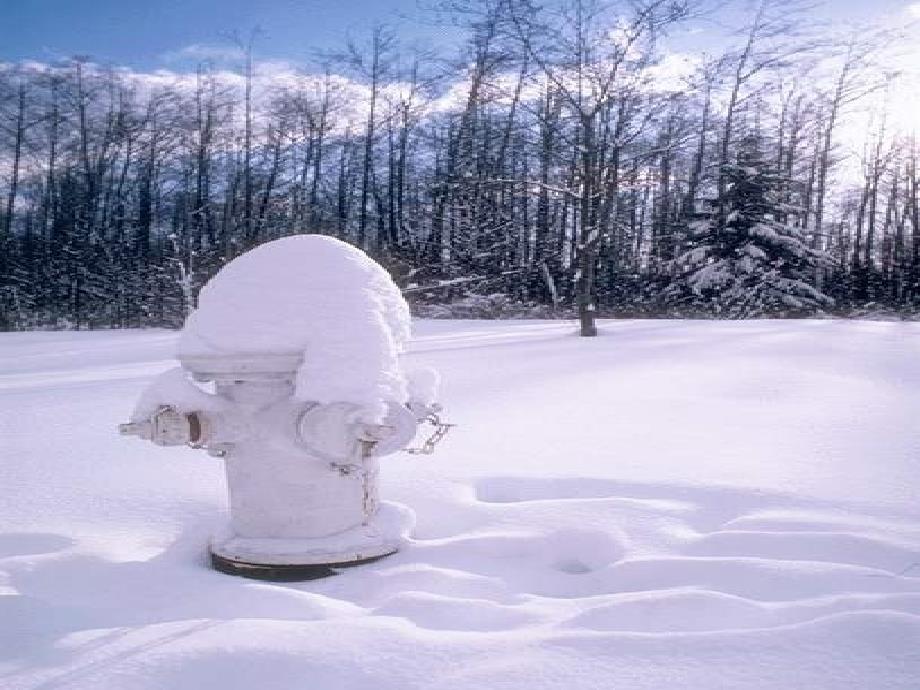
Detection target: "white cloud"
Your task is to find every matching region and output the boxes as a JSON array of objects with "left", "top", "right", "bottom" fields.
[
  {"left": 160, "top": 43, "right": 246, "bottom": 64},
  {"left": 644, "top": 52, "right": 700, "bottom": 93},
  {"left": 908, "top": 3, "right": 920, "bottom": 19},
  {"left": 2, "top": 58, "right": 395, "bottom": 136}
]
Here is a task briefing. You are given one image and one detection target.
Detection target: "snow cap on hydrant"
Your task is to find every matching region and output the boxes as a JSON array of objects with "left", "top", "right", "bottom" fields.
[
  {"left": 120, "top": 234, "right": 449, "bottom": 579},
  {"left": 178, "top": 234, "right": 413, "bottom": 423}
]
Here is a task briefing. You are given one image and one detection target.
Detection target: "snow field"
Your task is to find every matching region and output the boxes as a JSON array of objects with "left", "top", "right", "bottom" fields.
[{"left": 1, "top": 319, "right": 919, "bottom": 689}]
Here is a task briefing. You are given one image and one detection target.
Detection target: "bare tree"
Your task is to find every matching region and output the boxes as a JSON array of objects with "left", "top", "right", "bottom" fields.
[{"left": 506, "top": 0, "right": 692, "bottom": 335}]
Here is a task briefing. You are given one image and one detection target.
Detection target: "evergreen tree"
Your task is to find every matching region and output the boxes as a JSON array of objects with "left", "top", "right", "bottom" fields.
[{"left": 670, "top": 135, "right": 833, "bottom": 318}]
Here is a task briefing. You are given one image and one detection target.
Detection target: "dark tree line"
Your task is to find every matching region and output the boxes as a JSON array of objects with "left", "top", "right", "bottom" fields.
[{"left": 1, "top": 0, "right": 918, "bottom": 333}]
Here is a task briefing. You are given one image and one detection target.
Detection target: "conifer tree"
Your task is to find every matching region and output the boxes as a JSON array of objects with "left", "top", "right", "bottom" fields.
[{"left": 671, "top": 135, "right": 833, "bottom": 318}]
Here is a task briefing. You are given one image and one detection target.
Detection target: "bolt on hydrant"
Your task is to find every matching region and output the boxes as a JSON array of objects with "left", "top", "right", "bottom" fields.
[{"left": 119, "top": 235, "right": 451, "bottom": 579}]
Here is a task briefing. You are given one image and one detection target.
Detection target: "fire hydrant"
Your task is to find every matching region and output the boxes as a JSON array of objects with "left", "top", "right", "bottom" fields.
[{"left": 119, "top": 235, "right": 450, "bottom": 579}]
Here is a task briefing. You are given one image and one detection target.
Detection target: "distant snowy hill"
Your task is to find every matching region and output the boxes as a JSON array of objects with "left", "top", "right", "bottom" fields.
[{"left": 2, "top": 320, "right": 919, "bottom": 689}]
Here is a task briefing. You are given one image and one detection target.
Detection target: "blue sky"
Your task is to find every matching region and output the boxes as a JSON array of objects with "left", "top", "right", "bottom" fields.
[
  {"left": 3, "top": 0, "right": 438, "bottom": 67},
  {"left": 2, "top": 0, "right": 917, "bottom": 70}
]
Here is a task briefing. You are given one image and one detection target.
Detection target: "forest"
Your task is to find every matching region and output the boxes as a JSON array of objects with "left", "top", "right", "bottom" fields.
[{"left": 1, "top": 0, "right": 918, "bottom": 333}]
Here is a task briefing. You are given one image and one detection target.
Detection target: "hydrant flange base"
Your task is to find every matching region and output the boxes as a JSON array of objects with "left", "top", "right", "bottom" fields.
[
  {"left": 208, "top": 500, "right": 414, "bottom": 570},
  {"left": 209, "top": 552, "right": 391, "bottom": 581}
]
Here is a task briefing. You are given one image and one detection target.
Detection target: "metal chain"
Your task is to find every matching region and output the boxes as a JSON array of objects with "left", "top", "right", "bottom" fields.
[
  {"left": 329, "top": 439, "right": 378, "bottom": 524},
  {"left": 330, "top": 439, "right": 375, "bottom": 476},
  {"left": 405, "top": 413, "right": 456, "bottom": 455}
]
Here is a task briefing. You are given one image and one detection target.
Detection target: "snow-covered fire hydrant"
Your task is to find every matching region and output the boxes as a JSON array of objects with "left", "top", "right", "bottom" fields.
[{"left": 119, "top": 235, "right": 450, "bottom": 579}]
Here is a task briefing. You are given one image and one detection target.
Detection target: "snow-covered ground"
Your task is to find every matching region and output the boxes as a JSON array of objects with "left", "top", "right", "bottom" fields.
[{"left": 2, "top": 319, "right": 919, "bottom": 689}]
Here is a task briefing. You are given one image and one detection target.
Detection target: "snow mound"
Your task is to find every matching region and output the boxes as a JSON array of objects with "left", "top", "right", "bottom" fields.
[{"left": 178, "top": 235, "right": 411, "bottom": 421}]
